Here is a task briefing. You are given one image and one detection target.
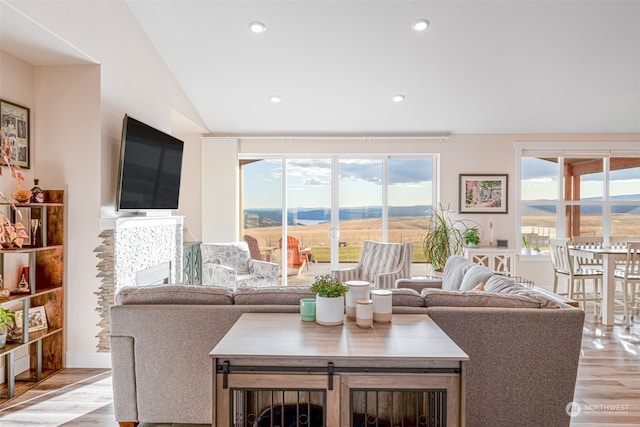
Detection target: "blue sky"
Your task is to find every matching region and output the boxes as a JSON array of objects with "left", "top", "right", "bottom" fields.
[
  {"left": 522, "top": 157, "right": 640, "bottom": 200},
  {"left": 242, "top": 158, "right": 433, "bottom": 209}
]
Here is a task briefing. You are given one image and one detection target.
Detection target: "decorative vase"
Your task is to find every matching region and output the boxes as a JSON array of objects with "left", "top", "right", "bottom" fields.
[
  {"left": 31, "top": 178, "right": 44, "bottom": 203},
  {"left": 466, "top": 243, "right": 479, "bottom": 248},
  {"left": 0, "top": 331, "right": 6, "bottom": 349},
  {"left": 315, "top": 295, "right": 345, "bottom": 326},
  {"left": 345, "top": 280, "right": 370, "bottom": 319}
]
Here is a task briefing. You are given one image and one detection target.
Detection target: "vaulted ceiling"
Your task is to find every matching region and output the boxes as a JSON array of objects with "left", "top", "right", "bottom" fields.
[{"left": 3, "top": 1, "right": 640, "bottom": 135}]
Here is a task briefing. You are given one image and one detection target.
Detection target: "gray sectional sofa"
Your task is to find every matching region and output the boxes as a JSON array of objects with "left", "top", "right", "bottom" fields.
[{"left": 110, "top": 256, "right": 584, "bottom": 427}]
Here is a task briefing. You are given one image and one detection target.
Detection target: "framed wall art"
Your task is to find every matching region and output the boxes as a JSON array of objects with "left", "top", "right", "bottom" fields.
[
  {"left": 9, "top": 306, "right": 48, "bottom": 341},
  {"left": 459, "top": 174, "right": 508, "bottom": 214},
  {"left": 0, "top": 98, "right": 30, "bottom": 169}
]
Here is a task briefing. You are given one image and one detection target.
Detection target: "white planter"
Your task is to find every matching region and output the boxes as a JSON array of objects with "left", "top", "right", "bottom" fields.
[
  {"left": 345, "top": 280, "right": 370, "bottom": 319},
  {"left": 315, "top": 295, "right": 345, "bottom": 326}
]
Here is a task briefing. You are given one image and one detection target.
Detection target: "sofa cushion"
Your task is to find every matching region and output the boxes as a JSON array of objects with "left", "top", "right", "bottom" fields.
[
  {"left": 116, "top": 285, "right": 233, "bottom": 305},
  {"left": 485, "top": 275, "right": 561, "bottom": 308},
  {"left": 389, "top": 288, "right": 424, "bottom": 307},
  {"left": 421, "top": 288, "right": 545, "bottom": 308},
  {"left": 442, "top": 255, "right": 476, "bottom": 290},
  {"left": 233, "top": 286, "right": 315, "bottom": 305},
  {"left": 459, "top": 264, "right": 497, "bottom": 291}
]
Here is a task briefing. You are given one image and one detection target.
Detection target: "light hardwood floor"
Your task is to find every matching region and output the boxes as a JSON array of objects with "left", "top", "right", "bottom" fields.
[{"left": 0, "top": 309, "right": 638, "bottom": 426}]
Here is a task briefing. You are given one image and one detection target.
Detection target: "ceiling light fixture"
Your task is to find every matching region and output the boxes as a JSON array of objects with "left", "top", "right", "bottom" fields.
[
  {"left": 392, "top": 95, "right": 405, "bottom": 102},
  {"left": 249, "top": 21, "right": 266, "bottom": 33},
  {"left": 412, "top": 19, "right": 430, "bottom": 32},
  {"left": 269, "top": 95, "right": 282, "bottom": 103}
]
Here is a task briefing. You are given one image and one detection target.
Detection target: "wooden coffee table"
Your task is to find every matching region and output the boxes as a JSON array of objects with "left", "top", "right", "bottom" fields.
[{"left": 211, "top": 313, "right": 468, "bottom": 426}]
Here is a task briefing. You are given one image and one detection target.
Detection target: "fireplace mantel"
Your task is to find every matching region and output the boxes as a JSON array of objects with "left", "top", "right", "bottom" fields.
[{"left": 95, "top": 215, "right": 184, "bottom": 352}]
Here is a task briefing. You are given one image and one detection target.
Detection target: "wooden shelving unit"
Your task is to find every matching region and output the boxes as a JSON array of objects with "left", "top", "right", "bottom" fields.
[{"left": 0, "top": 190, "right": 64, "bottom": 404}]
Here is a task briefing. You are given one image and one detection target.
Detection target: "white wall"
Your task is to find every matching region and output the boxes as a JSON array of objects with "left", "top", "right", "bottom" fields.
[
  {"left": 202, "top": 138, "right": 239, "bottom": 242},
  {"left": 33, "top": 64, "right": 102, "bottom": 367},
  {"left": 4, "top": 1, "right": 207, "bottom": 367},
  {"left": 0, "top": 52, "right": 35, "bottom": 194},
  {"left": 206, "top": 133, "right": 640, "bottom": 286}
]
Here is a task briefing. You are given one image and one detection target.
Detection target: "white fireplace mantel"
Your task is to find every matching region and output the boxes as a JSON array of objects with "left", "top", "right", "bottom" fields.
[
  {"left": 95, "top": 214, "right": 184, "bottom": 352},
  {"left": 99, "top": 214, "right": 184, "bottom": 231}
]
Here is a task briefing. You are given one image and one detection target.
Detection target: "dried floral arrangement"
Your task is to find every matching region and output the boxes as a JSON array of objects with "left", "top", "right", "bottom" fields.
[{"left": 0, "top": 128, "right": 28, "bottom": 248}]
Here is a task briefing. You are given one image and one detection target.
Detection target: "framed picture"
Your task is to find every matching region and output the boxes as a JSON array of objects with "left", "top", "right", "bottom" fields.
[
  {"left": 459, "top": 174, "right": 508, "bottom": 214},
  {"left": 11, "top": 306, "right": 48, "bottom": 340},
  {"left": 0, "top": 99, "right": 30, "bottom": 169}
]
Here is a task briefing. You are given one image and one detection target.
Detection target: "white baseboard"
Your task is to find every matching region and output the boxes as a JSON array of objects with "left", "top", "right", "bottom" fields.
[{"left": 65, "top": 352, "right": 112, "bottom": 369}]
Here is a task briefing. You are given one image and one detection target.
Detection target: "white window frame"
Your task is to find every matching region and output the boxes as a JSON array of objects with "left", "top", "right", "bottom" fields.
[{"left": 515, "top": 141, "right": 640, "bottom": 255}]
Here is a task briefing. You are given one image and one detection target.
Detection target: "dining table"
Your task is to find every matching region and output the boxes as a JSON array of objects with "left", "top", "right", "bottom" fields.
[{"left": 568, "top": 245, "right": 628, "bottom": 325}]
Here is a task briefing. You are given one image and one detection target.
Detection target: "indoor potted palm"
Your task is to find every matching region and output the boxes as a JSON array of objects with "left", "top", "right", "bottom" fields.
[
  {"left": 310, "top": 274, "right": 349, "bottom": 326},
  {"left": 422, "top": 203, "right": 465, "bottom": 272},
  {"left": 0, "top": 307, "right": 15, "bottom": 348}
]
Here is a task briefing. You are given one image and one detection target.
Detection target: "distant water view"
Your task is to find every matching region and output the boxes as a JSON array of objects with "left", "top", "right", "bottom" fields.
[{"left": 244, "top": 205, "right": 431, "bottom": 228}]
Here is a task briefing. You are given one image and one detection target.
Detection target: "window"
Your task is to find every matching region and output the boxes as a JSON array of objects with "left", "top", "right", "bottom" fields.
[
  {"left": 240, "top": 155, "right": 436, "bottom": 284},
  {"left": 518, "top": 145, "right": 640, "bottom": 252}
]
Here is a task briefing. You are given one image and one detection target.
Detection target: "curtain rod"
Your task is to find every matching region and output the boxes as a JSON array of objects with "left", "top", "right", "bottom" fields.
[{"left": 204, "top": 135, "right": 450, "bottom": 141}]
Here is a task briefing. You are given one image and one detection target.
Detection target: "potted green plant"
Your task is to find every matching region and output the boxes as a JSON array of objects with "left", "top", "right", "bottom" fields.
[
  {"left": 0, "top": 307, "right": 15, "bottom": 348},
  {"left": 462, "top": 226, "right": 481, "bottom": 248},
  {"left": 310, "top": 274, "right": 349, "bottom": 326},
  {"left": 422, "top": 203, "right": 465, "bottom": 272},
  {"left": 522, "top": 235, "right": 531, "bottom": 255}
]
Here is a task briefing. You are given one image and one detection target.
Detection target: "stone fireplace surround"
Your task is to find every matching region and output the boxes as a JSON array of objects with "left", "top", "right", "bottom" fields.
[{"left": 95, "top": 216, "right": 183, "bottom": 352}]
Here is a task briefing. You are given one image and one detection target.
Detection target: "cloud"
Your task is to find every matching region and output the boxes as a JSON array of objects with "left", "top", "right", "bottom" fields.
[
  {"left": 303, "top": 177, "right": 329, "bottom": 186},
  {"left": 389, "top": 160, "right": 433, "bottom": 185},
  {"left": 247, "top": 158, "right": 434, "bottom": 187},
  {"left": 340, "top": 159, "right": 433, "bottom": 185}
]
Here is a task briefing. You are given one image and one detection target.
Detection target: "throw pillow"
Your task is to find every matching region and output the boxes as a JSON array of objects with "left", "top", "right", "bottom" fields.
[
  {"left": 485, "top": 275, "right": 561, "bottom": 308},
  {"left": 472, "top": 282, "right": 485, "bottom": 291},
  {"left": 459, "top": 264, "right": 496, "bottom": 291},
  {"left": 441, "top": 255, "right": 476, "bottom": 290}
]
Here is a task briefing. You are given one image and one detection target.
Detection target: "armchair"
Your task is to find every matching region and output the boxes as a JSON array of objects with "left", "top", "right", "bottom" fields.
[
  {"left": 201, "top": 242, "right": 279, "bottom": 288},
  {"left": 332, "top": 240, "right": 413, "bottom": 289}
]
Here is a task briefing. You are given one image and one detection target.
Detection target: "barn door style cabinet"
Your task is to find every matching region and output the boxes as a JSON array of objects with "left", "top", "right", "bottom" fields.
[{"left": 0, "top": 190, "right": 64, "bottom": 404}]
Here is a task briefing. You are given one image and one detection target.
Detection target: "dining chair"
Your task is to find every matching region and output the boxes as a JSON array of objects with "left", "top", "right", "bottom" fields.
[
  {"left": 613, "top": 241, "right": 640, "bottom": 327},
  {"left": 571, "top": 236, "right": 604, "bottom": 269},
  {"left": 549, "top": 238, "right": 603, "bottom": 313}
]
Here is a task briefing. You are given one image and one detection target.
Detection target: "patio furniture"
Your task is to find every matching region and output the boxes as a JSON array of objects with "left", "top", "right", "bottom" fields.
[
  {"left": 279, "top": 236, "right": 309, "bottom": 274},
  {"left": 243, "top": 234, "right": 271, "bottom": 261}
]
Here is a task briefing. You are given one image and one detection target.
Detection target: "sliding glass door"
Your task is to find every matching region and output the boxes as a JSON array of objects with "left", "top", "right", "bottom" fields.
[{"left": 240, "top": 155, "right": 435, "bottom": 285}]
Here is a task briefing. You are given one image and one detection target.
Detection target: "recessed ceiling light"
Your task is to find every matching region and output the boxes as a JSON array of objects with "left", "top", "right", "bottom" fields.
[
  {"left": 249, "top": 21, "right": 266, "bottom": 33},
  {"left": 269, "top": 95, "right": 282, "bottom": 103},
  {"left": 412, "top": 19, "right": 430, "bottom": 32},
  {"left": 392, "top": 95, "right": 405, "bottom": 102}
]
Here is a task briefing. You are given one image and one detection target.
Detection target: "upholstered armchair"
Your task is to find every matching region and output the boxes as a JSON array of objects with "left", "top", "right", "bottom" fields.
[
  {"left": 201, "top": 242, "right": 279, "bottom": 288},
  {"left": 332, "top": 240, "right": 413, "bottom": 289}
]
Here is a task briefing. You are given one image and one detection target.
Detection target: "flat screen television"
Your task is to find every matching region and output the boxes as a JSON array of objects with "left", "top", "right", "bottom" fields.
[{"left": 116, "top": 115, "right": 184, "bottom": 212}]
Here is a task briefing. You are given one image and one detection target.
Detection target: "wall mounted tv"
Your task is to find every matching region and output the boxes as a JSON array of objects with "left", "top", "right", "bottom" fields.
[{"left": 116, "top": 114, "right": 184, "bottom": 212}]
